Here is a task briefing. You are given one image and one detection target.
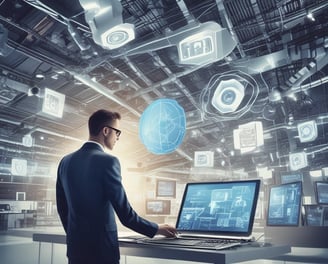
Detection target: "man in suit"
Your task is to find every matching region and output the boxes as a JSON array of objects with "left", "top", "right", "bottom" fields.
[{"left": 56, "top": 109, "right": 177, "bottom": 264}]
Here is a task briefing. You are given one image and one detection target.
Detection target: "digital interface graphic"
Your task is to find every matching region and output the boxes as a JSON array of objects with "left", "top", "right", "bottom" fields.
[
  {"left": 176, "top": 180, "right": 260, "bottom": 235},
  {"left": 267, "top": 181, "right": 302, "bottom": 226},
  {"left": 139, "top": 98, "right": 186, "bottom": 154}
]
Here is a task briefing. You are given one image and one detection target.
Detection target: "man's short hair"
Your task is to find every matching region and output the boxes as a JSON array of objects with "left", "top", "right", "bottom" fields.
[{"left": 88, "top": 109, "right": 121, "bottom": 136}]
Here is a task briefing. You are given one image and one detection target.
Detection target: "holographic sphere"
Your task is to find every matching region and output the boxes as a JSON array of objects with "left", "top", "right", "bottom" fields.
[{"left": 139, "top": 98, "right": 186, "bottom": 154}]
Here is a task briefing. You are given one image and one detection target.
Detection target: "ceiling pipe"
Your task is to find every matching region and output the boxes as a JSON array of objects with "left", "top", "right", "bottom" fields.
[
  {"left": 0, "top": 138, "right": 53, "bottom": 150},
  {"left": 123, "top": 56, "right": 152, "bottom": 87},
  {"left": 0, "top": 118, "right": 82, "bottom": 143},
  {"left": 283, "top": 75, "right": 328, "bottom": 97},
  {"left": 23, "top": 0, "right": 89, "bottom": 31},
  {"left": 0, "top": 143, "right": 61, "bottom": 158},
  {"left": 306, "top": 143, "right": 328, "bottom": 156},
  {"left": 0, "top": 117, "right": 21, "bottom": 126},
  {"left": 66, "top": 20, "right": 91, "bottom": 51},
  {"left": 30, "top": 128, "right": 83, "bottom": 142},
  {"left": 71, "top": 72, "right": 142, "bottom": 117}
]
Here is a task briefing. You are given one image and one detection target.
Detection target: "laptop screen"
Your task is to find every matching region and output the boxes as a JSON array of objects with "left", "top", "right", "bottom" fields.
[
  {"left": 267, "top": 181, "right": 302, "bottom": 226},
  {"left": 176, "top": 179, "right": 261, "bottom": 237}
]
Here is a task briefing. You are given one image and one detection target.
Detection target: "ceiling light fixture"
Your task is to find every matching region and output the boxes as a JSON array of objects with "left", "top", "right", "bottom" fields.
[
  {"left": 297, "top": 120, "right": 318, "bottom": 143},
  {"left": 22, "top": 134, "right": 33, "bottom": 147},
  {"left": 309, "top": 170, "right": 322, "bottom": 177},
  {"left": 41, "top": 88, "right": 65, "bottom": 118},
  {"left": 79, "top": 0, "right": 135, "bottom": 49},
  {"left": 289, "top": 152, "right": 308, "bottom": 171},
  {"left": 35, "top": 73, "right": 45, "bottom": 79},
  {"left": 307, "top": 12, "right": 315, "bottom": 21},
  {"left": 287, "top": 93, "right": 297, "bottom": 101},
  {"left": 268, "top": 89, "right": 282, "bottom": 102},
  {"left": 211, "top": 79, "right": 245, "bottom": 113}
]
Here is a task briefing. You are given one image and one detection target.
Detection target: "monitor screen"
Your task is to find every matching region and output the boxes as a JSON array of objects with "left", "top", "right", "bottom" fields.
[
  {"left": 267, "top": 181, "right": 302, "bottom": 226},
  {"left": 146, "top": 200, "right": 171, "bottom": 215},
  {"left": 156, "top": 180, "right": 176, "bottom": 198},
  {"left": 175, "top": 179, "right": 261, "bottom": 237},
  {"left": 280, "top": 172, "right": 303, "bottom": 184},
  {"left": 304, "top": 205, "right": 324, "bottom": 226},
  {"left": 315, "top": 181, "right": 328, "bottom": 205}
]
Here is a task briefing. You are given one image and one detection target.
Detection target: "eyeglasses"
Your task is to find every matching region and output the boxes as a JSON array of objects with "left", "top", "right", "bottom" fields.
[{"left": 106, "top": 126, "right": 121, "bottom": 137}]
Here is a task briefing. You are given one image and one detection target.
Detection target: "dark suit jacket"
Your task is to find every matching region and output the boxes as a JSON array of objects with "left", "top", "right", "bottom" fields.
[{"left": 56, "top": 142, "right": 158, "bottom": 264}]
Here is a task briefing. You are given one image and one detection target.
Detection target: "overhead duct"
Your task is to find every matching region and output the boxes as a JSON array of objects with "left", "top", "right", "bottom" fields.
[
  {"left": 79, "top": 0, "right": 135, "bottom": 49},
  {"left": 285, "top": 51, "right": 328, "bottom": 91},
  {"left": 123, "top": 21, "right": 237, "bottom": 65},
  {"left": 1, "top": 74, "right": 32, "bottom": 93},
  {"left": 231, "top": 40, "right": 327, "bottom": 75}
]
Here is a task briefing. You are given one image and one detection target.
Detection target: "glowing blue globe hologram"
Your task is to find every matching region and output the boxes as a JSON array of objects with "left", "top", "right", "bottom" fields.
[{"left": 139, "top": 99, "right": 186, "bottom": 154}]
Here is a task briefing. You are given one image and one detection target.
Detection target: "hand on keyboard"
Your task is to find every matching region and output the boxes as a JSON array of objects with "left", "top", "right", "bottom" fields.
[{"left": 156, "top": 224, "right": 178, "bottom": 238}]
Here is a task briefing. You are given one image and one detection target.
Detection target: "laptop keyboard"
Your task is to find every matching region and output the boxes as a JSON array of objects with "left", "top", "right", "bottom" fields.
[{"left": 139, "top": 237, "right": 243, "bottom": 250}]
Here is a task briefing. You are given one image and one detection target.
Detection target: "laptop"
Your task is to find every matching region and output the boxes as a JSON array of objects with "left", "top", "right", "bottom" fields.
[{"left": 124, "top": 179, "right": 261, "bottom": 250}]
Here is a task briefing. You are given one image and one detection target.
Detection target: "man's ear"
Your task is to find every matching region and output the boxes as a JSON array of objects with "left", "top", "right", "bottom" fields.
[{"left": 102, "top": 126, "right": 110, "bottom": 136}]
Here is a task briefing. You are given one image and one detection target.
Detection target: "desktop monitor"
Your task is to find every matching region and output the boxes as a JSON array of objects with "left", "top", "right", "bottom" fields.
[
  {"left": 145, "top": 200, "right": 171, "bottom": 215},
  {"left": 267, "top": 181, "right": 302, "bottom": 226},
  {"left": 156, "top": 179, "right": 176, "bottom": 198},
  {"left": 323, "top": 207, "right": 328, "bottom": 226},
  {"left": 315, "top": 181, "right": 328, "bottom": 205},
  {"left": 280, "top": 172, "right": 303, "bottom": 184},
  {"left": 304, "top": 205, "right": 324, "bottom": 226}
]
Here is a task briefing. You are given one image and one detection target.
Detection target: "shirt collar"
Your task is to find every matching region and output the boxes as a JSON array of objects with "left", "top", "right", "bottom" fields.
[{"left": 86, "top": 140, "right": 105, "bottom": 151}]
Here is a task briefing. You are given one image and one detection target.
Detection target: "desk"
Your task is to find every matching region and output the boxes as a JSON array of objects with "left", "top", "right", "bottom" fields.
[
  {"left": 0, "top": 212, "right": 36, "bottom": 230},
  {"left": 119, "top": 239, "right": 290, "bottom": 264},
  {"left": 32, "top": 233, "right": 291, "bottom": 264},
  {"left": 265, "top": 226, "right": 328, "bottom": 248}
]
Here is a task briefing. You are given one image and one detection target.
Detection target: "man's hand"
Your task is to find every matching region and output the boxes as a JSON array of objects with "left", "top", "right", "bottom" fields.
[{"left": 156, "top": 224, "right": 178, "bottom": 238}]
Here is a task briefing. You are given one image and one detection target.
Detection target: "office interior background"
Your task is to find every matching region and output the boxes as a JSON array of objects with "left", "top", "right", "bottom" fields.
[{"left": 0, "top": 0, "right": 328, "bottom": 263}]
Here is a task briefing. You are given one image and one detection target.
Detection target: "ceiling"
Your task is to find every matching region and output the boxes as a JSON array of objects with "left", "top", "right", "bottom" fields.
[{"left": 0, "top": 0, "right": 328, "bottom": 180}]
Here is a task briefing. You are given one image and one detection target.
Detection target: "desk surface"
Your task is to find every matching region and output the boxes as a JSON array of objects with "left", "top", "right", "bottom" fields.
[
  {"left": 32, "top": 233, "right": 291, "bottom": 264},
  {"left": 119, "top": 240, "right": 290, "bottom": 264}
]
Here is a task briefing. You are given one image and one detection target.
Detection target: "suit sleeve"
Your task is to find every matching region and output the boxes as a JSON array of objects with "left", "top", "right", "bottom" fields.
[
  {"left": 103, "top": 156, "right": 158, "bottom": 238},
  {"left": 56, "top": 159, "right": 68, "bottom": 233}
]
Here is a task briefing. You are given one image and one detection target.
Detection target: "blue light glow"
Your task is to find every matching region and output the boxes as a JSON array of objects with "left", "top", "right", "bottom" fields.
[{"left": 139, "top": 99, "right": 186, "bottom": 154}]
